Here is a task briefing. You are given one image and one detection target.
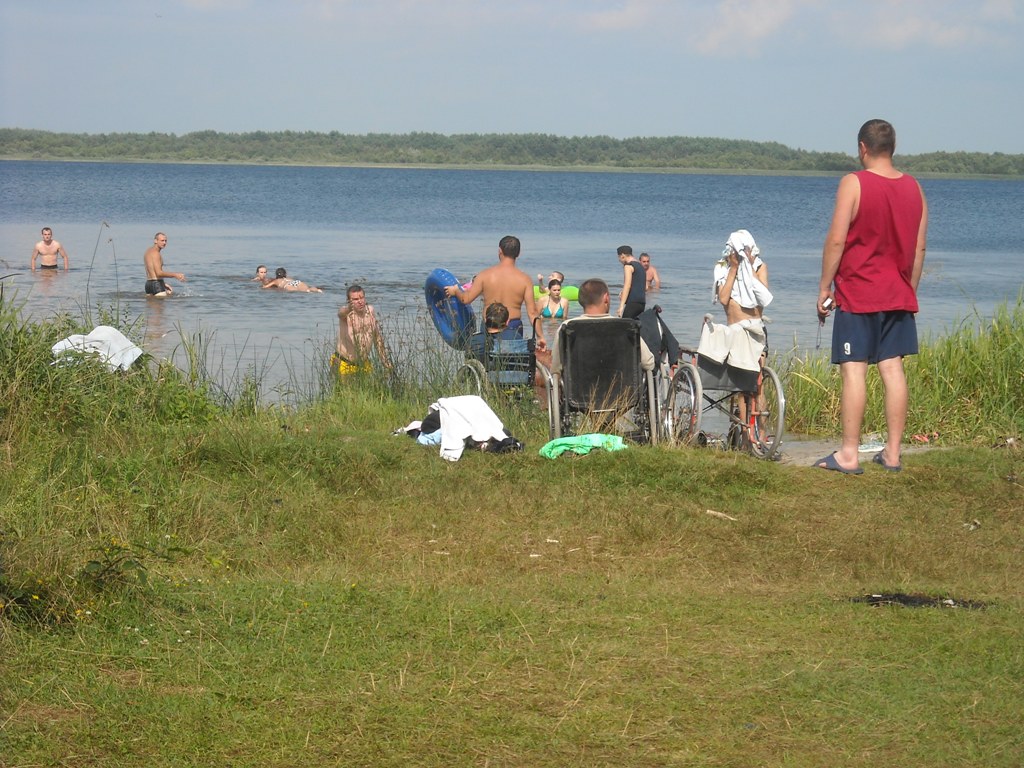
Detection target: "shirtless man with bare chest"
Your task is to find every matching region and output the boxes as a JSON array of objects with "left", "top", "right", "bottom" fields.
[
  {"left": 444, "top": 235, "right": 540, "bottom": 342},
  {"left": 144, "top": 232, "right": 186, "bottom": 297},
  {"left": 333, "top": 284, "right": 391, "bottom": 375},
  {"left": 30, "top": 227, "right": 70, "bottom": 271}
]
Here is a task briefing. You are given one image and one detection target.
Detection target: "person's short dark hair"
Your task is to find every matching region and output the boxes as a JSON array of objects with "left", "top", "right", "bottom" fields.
[
  {"left": 548, "top": 278, "right": 562, "bottom": 290},
  {"left": 347, "top": 284, "right": 364, "bottom": 300},
  {"left": 41, "top": 227, "right": 52, "bottom": 235},
  {"left": 499, "top": 235, "right": 521, "bottom": 259},
  {"left": 256, "top": 264, "right": 266, "bottom": 273},
  {"left": 858, "top": 119, "right": 896, "bottom": 157},
  {"left": 617, "top": 245, "right": 633, "bottom": 256},
  {"left": 484, "top": 302, "right": 509, "bottom": 329},
  {"left": 577, "top": 278, "right": 609, "bottom": 309},
  {"left": 275, "top": 267, "right": 287, "bottom": 278},
  {"left": 639, "top": 252, "right": 650, "bottom": 261}
]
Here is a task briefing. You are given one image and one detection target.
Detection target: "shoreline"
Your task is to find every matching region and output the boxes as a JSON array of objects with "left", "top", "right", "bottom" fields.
[{"left": 2, "top": 156, "right": 1021, "bottom": 181}]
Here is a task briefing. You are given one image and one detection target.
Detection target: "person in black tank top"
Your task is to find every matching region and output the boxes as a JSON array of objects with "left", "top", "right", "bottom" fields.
[{"left": 616, "top": 245, "right": 646, "bottom": 319}]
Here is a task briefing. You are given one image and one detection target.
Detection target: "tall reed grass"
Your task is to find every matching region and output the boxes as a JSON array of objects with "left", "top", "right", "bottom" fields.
[
  {"left": 3, "top": 289, "right": 1021, "bottom": 628},
  {"left": 783, "top": 296, "right": 1024, "bottom": 442}
]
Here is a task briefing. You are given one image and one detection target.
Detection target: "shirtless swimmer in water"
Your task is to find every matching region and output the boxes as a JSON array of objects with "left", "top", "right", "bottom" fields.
[
  {"left": 262, "top": 267, "right": 323, "bottom": 293},
  {"left": 144, "top": 233, "right": 185, "bottom": 296}
]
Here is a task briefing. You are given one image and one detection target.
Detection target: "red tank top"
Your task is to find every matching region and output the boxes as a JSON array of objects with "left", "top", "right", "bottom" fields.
[{"left": 835, "top": 170, "right": 923, "bottom": 313}]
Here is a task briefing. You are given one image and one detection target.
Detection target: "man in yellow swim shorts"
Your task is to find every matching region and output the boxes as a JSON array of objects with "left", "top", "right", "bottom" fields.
[{"left": 332, "top": 284, "right": 391, "bottom": 376}]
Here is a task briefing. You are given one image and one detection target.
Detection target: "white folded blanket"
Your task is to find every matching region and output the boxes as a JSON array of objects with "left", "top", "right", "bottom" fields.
[
  {"left": 435, "top": 395, "right": 508, "bottom": 462},
  {"left": 697, "top": 318, "right": 766, "bottom": 372},
  {"left": 51, "top": 325, "right": 144, "bottom": 371}
]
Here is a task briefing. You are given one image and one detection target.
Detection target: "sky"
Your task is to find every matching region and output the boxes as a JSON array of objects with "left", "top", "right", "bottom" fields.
[{"left": 2, "top": 0, "right": 1023, "bottom": 155}]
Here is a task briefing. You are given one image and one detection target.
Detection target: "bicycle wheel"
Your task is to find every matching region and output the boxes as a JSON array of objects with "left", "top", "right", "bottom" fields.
[
  {"left": 665, "top": 363, "right": 702, "bottom": 445},
  {"left": 748, "top": 365, "right": 785, "bottom": 460},
  {"left": 453, "top": 360, "right": 485, "bottom": 397}
]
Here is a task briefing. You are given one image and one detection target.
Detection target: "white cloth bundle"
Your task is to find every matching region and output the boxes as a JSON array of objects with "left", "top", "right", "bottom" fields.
[
  {"left": 434, "top": 395, "right": 508, "bottom": 462},
  {"left": 697, "top": 317, "right": 766, "bottom": 372},
  {"left": 51, "top": 326, "right": 144, "bottom": 371}
]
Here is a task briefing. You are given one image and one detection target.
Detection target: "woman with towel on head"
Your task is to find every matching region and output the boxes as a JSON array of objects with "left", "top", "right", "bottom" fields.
[{"left": 713, "top": 229, "right": 773, "bottom": 324}]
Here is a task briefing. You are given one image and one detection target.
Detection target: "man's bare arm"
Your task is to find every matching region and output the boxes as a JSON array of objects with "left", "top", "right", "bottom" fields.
[
  {"left": 819, "top": 174, "right": 859, "bottom": 294},
  {"left": 911, "top": 183, "right": 929, "bottom": 291},
  {"left": 619, "top": 264, "right": 633, "bottom": 316},
  {"left": 445, "top": 277, "right": 482, "bottom": 304}
]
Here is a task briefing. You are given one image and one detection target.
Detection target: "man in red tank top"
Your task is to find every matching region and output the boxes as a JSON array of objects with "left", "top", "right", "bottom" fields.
[{"left": 814, "top": 119, "right": 929, "bottom": 474}]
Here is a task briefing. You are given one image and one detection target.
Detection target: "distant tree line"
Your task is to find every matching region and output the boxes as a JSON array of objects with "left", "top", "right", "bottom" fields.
[{"left": 1, "top": 128, "right": 1021, "bottom": 176}]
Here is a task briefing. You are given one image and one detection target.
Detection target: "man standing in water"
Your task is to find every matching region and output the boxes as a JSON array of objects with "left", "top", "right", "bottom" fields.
[
  {"left": 639, "top": 253, "right": 661, "bottom": 291},
  {"left": 30, "top": 227, "right": 70, "bottom": 271},
  {"left": 445, "top": 235, "right": 539, "bottom": 340},
  {"left": 814, "top": 119, "right": 928, "bottom": 475},
  {"left": 616, "top": 245, "right": 646, "bottom": 319},
  {"left": 333, "top": 284, "right": 391, "bottom": 375},
  {"left": 144, "top": 233, "right": 186, "bottom": 297}
]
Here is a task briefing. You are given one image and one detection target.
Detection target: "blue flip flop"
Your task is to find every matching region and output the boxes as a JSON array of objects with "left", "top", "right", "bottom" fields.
[
  {"left": 872, "top": 451, "right": 903, "bottom": 472},
  {"left": 813, "top": 452, "right": 864, "bottom": 475}
]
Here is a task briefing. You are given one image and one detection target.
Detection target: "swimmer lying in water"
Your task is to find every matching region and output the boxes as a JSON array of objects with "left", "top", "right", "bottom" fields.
[{"left": 261, "top": 267, "right": 323, "bottom": 293}]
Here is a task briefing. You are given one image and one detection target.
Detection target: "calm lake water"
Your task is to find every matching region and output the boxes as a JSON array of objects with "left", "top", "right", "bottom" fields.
[{"left": 2, "top": 160, "right": 1022, "bottom": 396}]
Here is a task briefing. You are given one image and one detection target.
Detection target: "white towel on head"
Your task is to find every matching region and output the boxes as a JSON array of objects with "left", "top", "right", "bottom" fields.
[
  {"left": 714, "top": 230, "right": 773, "bottom": 309},
  {"left": 726, "top": 229, "right": 759, "bottom": 258}
]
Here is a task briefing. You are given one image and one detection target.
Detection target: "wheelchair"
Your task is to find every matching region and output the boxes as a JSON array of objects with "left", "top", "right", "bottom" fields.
[
  {"left": 664, "top": 316, "right": 785, "bottom": 460},
  {"left": 453, "top": 325, "right": 536, "bottom": 399},
  {"left": 535, "top": 317, "right": 662, "bottom": 445}
]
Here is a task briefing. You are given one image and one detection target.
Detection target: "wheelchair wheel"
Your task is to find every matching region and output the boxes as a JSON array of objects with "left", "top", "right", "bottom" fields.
[
  {"left": 748, "top": 365, "right": 785, "bottom": 460},
  {"left": 453, "top": 360, "right": 485, "bottom": 397},
  {"left": 665, "top": 363, "right": 702, "bottom": 445}
]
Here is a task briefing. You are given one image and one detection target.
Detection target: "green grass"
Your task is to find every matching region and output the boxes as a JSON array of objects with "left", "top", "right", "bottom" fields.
[
  {"left": 783, "top": 296, "right": 1024, "bottom": 443},
  {"left": 2, "top": 289, "right": 1023, "bottom": 766}
]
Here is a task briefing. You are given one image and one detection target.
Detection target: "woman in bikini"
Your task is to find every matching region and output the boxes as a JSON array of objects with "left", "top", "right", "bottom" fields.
[
  {"left": 261, "top": 267, "right": 323, "bottom": 293},
  {"left": 535, "top": 278, "right": 570, "bottom": 365}
]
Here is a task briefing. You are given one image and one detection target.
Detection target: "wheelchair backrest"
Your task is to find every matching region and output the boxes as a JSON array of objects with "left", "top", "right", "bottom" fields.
[
  {"left": 486, "top": 337, "right": 535, "bottom": 386},
  {"left": 560, "top": 318, "right": 643, "bottom": 412}
]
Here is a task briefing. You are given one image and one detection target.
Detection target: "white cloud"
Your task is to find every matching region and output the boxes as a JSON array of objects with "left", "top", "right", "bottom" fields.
[
  {"left": 693, "top": 0, "right": 807, "bottom": 55},
  {"left": 828, "top": 0, "right": 1020, "bottom": 50}
]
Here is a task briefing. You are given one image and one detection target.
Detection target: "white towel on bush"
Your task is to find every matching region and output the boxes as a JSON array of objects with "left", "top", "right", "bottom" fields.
[{"left": 51, "top": 326, "right": 144, "bottom": 371}]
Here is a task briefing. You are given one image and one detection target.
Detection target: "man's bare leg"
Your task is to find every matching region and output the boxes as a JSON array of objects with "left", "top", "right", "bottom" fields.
[
  {"left": 834, "top": 360, "right": 868, "bottom": 470},
  {"left": 877, "top": 356, "right": 908, "bottom": 466}
]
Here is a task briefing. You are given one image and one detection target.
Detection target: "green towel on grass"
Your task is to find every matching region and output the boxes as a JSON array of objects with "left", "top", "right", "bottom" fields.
[{"left": 539, "top": 433, "right": 627, "bottom": 459}]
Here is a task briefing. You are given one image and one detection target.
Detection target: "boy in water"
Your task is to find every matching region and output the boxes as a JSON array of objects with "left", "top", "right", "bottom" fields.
[{"left": 31, "top": 227, "right": 70, "bottom": 271}]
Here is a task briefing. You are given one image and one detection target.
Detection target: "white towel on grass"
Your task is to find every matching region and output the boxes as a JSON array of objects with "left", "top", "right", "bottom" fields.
[{"left": 435, "top": 395, "right": 508, "bottom": 462}]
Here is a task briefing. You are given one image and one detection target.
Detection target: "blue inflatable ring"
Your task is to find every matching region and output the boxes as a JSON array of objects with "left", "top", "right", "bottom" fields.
[{"left": 425, "top": 268, "right": 476, "bottom": 350}]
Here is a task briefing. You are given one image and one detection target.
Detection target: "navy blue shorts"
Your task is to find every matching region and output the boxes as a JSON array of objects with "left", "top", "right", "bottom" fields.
[{"left": 831, "top": 309, "right": 918, "bottom": 364}]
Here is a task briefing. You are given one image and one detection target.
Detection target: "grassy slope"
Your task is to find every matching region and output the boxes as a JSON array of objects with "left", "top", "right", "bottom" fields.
[
  {"left": 2, "top": 292, "right": 1022, "bottom": 766},
  {"left": 3, "top": 397, "right": 1022, "bottom": 767}
]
